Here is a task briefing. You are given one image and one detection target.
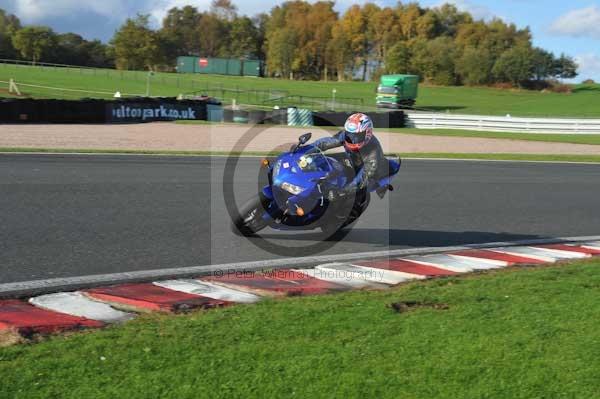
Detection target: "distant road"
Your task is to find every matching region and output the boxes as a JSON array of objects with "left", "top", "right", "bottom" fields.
[{"left": 2, "top": 154, "right": 600, "bottom": 284}]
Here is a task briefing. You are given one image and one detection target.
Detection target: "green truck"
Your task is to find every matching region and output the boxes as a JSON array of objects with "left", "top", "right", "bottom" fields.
[{"left": 376, "top": 74, "right": 419, "bottom": 108}]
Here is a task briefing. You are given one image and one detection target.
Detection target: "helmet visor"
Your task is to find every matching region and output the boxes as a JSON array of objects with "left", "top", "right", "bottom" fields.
[{"left": 345, "top": 131, "right": 367, "bottom": 144}]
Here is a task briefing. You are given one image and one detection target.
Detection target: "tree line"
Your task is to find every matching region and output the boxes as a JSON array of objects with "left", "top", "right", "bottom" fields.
[
  {"left": 0, "top": 9, "right": 113, "bottom": 67},
  {"left": 0, "top": 1, "right": 578, "bottom": 87}
]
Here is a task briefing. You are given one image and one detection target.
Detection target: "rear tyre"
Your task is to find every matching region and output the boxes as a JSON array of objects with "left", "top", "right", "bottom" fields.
[{"left": 231, "top": 194, "right": 270, "bottom": 236}]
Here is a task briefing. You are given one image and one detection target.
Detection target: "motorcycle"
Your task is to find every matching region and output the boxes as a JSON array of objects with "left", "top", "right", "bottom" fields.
[{"left": 231, "top": 132, "right": 401, "bottom": 236}]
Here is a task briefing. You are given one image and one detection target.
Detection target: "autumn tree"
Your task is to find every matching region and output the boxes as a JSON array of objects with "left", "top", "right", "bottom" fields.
[
  {"left": 397, "top": 3, "right": 422, "bottom": 41},
  {"left": 112, "top": 14, "right": 160, "bottom": 70},
  {"left": 12, "top": 26, "right": 56, "bottom": 64},
  {"left": 411, "top": 37, "right": 458, "bottom": 85},
  {"left": 434, "top": 4, "right": 472, "bottom": 37},
  {"left": 492, "top": 46, "right": 534, "bottom": 86},
  {"left": 228, "top": 16, "right": 261, "bottom": 58},
  {"left": 304, "top": 1, "right": 337, "bottom": 79},
  {"left": 368, "top": 7, "right": 399, "bottom": 68},
  {"left": 0, "top": 9, "right": 21, "bottom": 58},
  {"left": 530, "top": 48, "right": 555, "bottom": 81},
  {"left": 197, "top": 13, "right": 227, "bottom": 57},
  {"left": 267, "top": 27, "right": 298, "bottom": 78},
  {"left": 159, "top": 6, "right": 203, "bottom": 58},
  {"left": 553, "top": 54, "right": 578, "bottom": 80},
  {"left": 112, "top": 0, "right": 578, "bottom": 86},
  {"left": 456, "top": 46, "right": 493, "bottom": 85},
  {"left": 339, "top": 4, "right": 369, "bottom": 80},
  {"left": 327, "top": 21, "right": 353, "bottom": 80},
  {"left": 385, "top": 42, "right": 411, "bottom": 74},
  {"left": 211, "top": 0, "right": 237, "bottom": 22}
]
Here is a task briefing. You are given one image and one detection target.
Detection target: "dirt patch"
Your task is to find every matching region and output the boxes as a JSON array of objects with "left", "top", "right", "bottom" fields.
[
  {"left": 389, "top": 301, "right": 450, "bottom": 313},
  {"left": 0, "top": 328, "right": 24, "bottom": 347},
  {"left": 0, "top": 88, "right": 26, "bottom": 97}
]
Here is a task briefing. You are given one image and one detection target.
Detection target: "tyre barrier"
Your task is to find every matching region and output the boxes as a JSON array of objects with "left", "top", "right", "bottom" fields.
[
  {"left": 287, "top": 107, "right": 299, "bottom": 126},
  {"left": 232, "top": 110, "right": 249, "bottom": 124},
  {"left": 287, "top": 107, "right": 314, "bottom": 127},
  {"left": 248, "top": 110, "right": 267, "bottom": 125},
  {"left": 270, "top": 108, "right": 288, "bottom": 125},
  {"left": 0, "top": 97, "right": 213, "bottom": 124},
  {"left": 207, "top": 104, "right": 223, "bottom": 122},
  {"left": 223, "top": 108, "right": 234, "bottom": 123}
]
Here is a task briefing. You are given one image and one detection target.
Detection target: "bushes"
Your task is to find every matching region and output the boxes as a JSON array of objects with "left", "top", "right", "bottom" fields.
[{"left": 546, "top": 83, "right": 572, "bottom": 94}]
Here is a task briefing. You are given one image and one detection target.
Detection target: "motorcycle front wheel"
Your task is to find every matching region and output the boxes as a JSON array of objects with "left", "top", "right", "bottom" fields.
[{"left": 231, "top": 194, "right": 270, "bottom": 236}]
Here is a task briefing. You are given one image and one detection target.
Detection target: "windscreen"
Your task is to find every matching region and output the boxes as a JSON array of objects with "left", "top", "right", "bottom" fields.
[
  {"left": 297, "top": 152, "right": 331, "bottom": 172},
  {"left": 377, "top": 85, "right": 398, "bottom": 94}
]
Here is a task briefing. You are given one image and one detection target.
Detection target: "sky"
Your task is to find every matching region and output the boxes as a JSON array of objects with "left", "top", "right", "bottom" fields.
[{"left": 0, "top": 0, "right": 599, "bottom": 81}]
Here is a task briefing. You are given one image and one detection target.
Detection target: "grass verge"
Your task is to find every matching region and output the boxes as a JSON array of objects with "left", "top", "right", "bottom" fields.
[
  {"left": 394, "top": 128, "right": 600, "bottom": 146},
  {"left": 1, "top": 259, "right": 599, "bottom": 398},
  {"left": 2, "top": 147, "right": 600, "bottom": 163}
]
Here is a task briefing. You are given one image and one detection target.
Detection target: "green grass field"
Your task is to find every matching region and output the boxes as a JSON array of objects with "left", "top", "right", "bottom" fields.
[
  {"left": 2, "top": 63, "right": 600, "bottom": 117},
  {"left": 396, "top": 128, "right": 600, "bottom": 145},
  {"left": 1, "top": 259, "right": 599, "bottom": 398}
]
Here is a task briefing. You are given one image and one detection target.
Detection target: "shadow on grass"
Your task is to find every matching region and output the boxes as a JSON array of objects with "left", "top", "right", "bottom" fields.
[{"left": 572, "top": 85, "right": 600, "bottom": 93}]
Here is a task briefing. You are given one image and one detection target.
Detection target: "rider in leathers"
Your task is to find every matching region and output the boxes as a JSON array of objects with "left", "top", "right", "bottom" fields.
[{"left": 313, "top": 113, "right": 389, "bottom": 201}]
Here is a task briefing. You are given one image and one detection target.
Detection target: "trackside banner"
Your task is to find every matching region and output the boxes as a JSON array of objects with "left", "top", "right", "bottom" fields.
[{"left": 106, "top": 102, "right": 205, "bottom": 123}]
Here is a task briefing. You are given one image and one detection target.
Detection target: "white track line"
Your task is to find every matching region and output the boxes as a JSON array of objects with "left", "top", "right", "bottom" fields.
[
  {"left": 29, "top": 292, "right": 135, "bottom": 323},
  {"left": 292, "top": 268, "right": 388, "bottom": 289},
  {"left": 315, "top": 263, "right": 425, "bottom": 285},
  {"left": 153, "top": 280, "right": 260, "bottom": 303},
  {"left": 529, "top": 246, "right": 591, "bottom": 259},
  {"left": 409, "top": 254, "right": 505, "bottom": 271},
  {"left": 582, "top": 241, "right": 600, "bottom": 250},
  {"left": 448, "top": 254, "right": 508, "bottom": 267},
  {"left": 492, "top": 246, "right": 584, "bottom": 262}
]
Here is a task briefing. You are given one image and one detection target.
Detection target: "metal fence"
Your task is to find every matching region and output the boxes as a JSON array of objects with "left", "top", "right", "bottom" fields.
[
  {"left": 184, "top": 86, "right": 288, "bottom": 106},
  {"left": 405, "top": 112, "right": 600, "bottom": 134},
  {"left": 263, "top": 95, "right": 366, "bottom": 112}
]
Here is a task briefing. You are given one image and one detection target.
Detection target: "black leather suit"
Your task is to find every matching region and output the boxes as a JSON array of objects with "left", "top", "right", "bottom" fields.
[{"left": 314, "top": 131, "right": 388, "bottom": 196}]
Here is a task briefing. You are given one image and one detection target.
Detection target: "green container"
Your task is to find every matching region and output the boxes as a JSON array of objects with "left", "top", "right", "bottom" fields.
[
  {"left": 242, "top": 60, "right": 262, "bottom": 77},
  {"left": 176, "top": 56, "right": 197, "bottom": 74},
  {"left": 195, "top": 58, "right": 229, "bottom": 74},
  {"left": 227, "top": 59, "right": 242, "bottom": 76}
]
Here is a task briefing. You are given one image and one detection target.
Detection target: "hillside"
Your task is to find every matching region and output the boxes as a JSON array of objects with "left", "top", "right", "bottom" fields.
[{"left": 1, "top": 63, "right": 599, "bottom": 117}]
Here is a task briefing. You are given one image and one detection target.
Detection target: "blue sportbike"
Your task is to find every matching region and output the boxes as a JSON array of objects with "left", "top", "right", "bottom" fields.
[{"left": 231, "top": 132, "right": 401, "bottom": 236}]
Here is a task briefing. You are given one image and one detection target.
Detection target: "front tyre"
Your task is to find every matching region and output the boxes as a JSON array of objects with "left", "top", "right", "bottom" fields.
[{"left": 231, "top": 194, "right": 270, "bottom": 236}]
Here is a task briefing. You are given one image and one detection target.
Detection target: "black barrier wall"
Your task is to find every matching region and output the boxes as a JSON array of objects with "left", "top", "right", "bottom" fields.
[
  {"left": 0, "top": 98, "right": 404, "bottom": 128},
  {"left": 0, "top": 98, "right": 212, "bottom": 124},
  {"left": 313, "top": 111, "right": 405, "bottom": 128}
]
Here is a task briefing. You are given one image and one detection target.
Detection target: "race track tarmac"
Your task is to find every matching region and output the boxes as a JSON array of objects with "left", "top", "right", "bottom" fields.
[{"left": 2, "top": 154, "right": 600, "bottom": 284}]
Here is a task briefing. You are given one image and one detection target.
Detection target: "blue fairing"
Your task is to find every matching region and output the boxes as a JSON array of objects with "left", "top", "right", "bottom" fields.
[
  {"left": 262, "top": 185, "right": 274, "bottom": 200},
  {"left": 261, "top": 143, "right": 400, "bottom": 229}
]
